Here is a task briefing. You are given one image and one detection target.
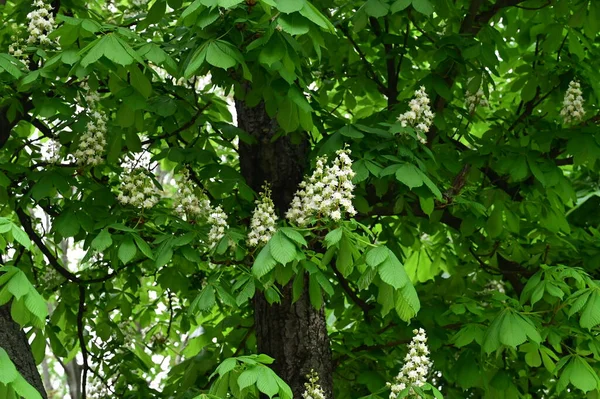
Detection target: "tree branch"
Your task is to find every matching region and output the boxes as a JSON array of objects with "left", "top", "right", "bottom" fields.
[
  {"left": 330, "top": 262, "right": 373, "bottom": 321},
  {"left": 77, "top": 284, "right": 89, "bottom": 399},
  {"left": 339, "top": 24, "right": 388, "bottom": 96}
]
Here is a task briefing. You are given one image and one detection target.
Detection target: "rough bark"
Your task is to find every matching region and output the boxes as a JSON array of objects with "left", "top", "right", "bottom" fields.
[
  {"left": 0, "top": 304, "right": 48, "bottom": 399},
  {"left": 236, "top": 100, "right": 334, "bottom": 398}
]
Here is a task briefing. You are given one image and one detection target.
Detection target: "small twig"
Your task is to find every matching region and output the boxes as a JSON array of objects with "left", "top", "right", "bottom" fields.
[
  {"left": 339, "top": 24, "right": 388, "bottom": 96},
  {"left": 166, "top": 290, "right": 174, "bottom": 338},
  {"left": 233, "top": 326, "right": 254, "bottom": 356},
  {"left": 78, "top": 284, "right": 89, "bottom": 399},
  {"left": 330, "top": 262, "right": 373, "bottom": 321}
]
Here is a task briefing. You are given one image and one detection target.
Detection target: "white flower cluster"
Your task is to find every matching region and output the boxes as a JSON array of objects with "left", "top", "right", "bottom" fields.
[
  {"left": 39, "top": 267, "right": 64, "bottom": 289},
  {"left": 561, "top": 79, "right": 585, "bottom": 124},
  {"left": 398, "top": 86, "right": 435, "bottom": 144},
  {"left": 247, "top": 186, "right": 278, "bottom": 247},
  {"left": 208, "top": 206, "right": 228, "bottom": 248},
  {"left": 302, "top": 370, "right": 326, "bottom": 399},
  {"left": 465, "top": 88, "right": 489, "bottom": 113},
  {"left": 484, "top": 279, "right": 506, "bottom": 294},
  {"left": 174, "top": 169, "right": 211, "bottom": 220},
  {"left": 117, "top": 169, "right": 161, "bottom": 209},
  {"left": 8, "top": 35, "right": 28, "bottom": 62},
  {"left": 286, "top": 148, "right": 356, "bottom": 226},
  {"left": 40, "top": 138, "right": 61, "bottom": 164},
  {"left": 75, "top": 85, "right": 108, "bottom": 166},
  {"left": 26, "top": 0, "right": 55, "bottom": 46},
  {"left": 87, "top": 375, "right": 110, "bottom": 399},
  {"left": 387, "top": 328, "right": 432, "bottom": 399},
  {"left": 132, "top": 0, "right": 149, "bottom": 7}
]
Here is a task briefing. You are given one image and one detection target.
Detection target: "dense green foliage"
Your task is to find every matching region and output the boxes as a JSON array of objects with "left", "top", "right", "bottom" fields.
[{"left": 1, "top": 0, "right": 600, "bottom": 398}]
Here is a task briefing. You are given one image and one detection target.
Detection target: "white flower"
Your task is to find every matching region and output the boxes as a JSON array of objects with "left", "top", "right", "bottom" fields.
[
  {"left": 561, "top": 79, "right": 585, "bottom": 124},
  {"left": 26, "top": 0, "right": 56, "bottom": 47},
  {"left": 398, "top": 86, "right": 434, "bottom": 144},
  {"left": 286, "top": 147, "right": 356, "bottom": 226},
  {"left": 75, "top": 83, "right": 108, "bottom": 166},
  {"left": 173, "top": 169, "right": 212, "bottom": 220},
  {"left": 387, "top": 328, "right": 432, "bottom": 399},
  {"left": 302, "top": 370, "right": 326, "bottom": 399},
  {"left": 208, "top": 206, "right": 228, "bottom": 249},
  {"left": 118, "top": 168, "right": 161, "bottom": 209},
  {"left": 465, "top": 87, "right": 490, "bottom": 114},
  {"left": 247, "top": 185, "right": 278, "bottom": 247}
]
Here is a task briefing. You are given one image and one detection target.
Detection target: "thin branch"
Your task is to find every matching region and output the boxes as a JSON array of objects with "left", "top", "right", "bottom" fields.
[
  {"left": 29, "top": 118, "right": 56, "bottom": 139},
  {"left": 233, "top": 326, "right": 254, "bottom": 357},
  {"left": 515, "top": 0, "right": 551, "bottom": 10},
  {"left": 142, "top": 102, "right": 211, "bottom": 145},
  {"left": 16, "top": 207, "right": 79, "bottom": 282},
  {"left": 78, "top": 284, "right": 89, "bottom": 399},
  {"left": 339, "top": 24, "right": 388, "bottom": 96},
  {"left": 330, "top": 262, "right": 373, "bottom": 321}
]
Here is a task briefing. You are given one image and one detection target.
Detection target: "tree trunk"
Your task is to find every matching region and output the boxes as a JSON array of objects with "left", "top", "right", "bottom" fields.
[
  {"left": 0, "top": 304, "right": 48, "bottom": 399},
  {"left": 236, "top": 100, "right": 334, "bottom": 398}
]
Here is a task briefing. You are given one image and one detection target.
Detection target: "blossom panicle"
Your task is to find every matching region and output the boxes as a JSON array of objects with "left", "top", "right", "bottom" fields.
[
  {"left": 286, "top": 148, "right": 356, "bottom": 226},
  {"left": 561, "top": 79, "right": 584, "bottom": 124},
  {"left": 398, "top": 86, "right": 434, "bottom": 144},
  {"left": 387, "top": 328, "right": 432, "bottom": 399},
  {"left": 247, "top": 185, "right": 278, "bottom": 247}
]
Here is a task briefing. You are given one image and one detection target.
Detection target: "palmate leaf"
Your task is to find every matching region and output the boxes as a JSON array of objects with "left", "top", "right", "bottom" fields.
[
  {"left": 378, "top": 249, "right": 409, "bottom": 289},
  {"left": 253, "top": 242, "right": 277, "bottom": 278},
  {"left": 0, "top": 349, "right": 18, "bottom": 385},
  {"left": 269, "top": 232, "right": 297, "bottom": 265}
]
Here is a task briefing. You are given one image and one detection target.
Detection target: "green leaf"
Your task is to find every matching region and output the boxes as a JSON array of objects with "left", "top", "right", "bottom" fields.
[
  {"left": 276, "top": 98, "right": 299, "bottom": 132},
  {"left": 0, "top": 349, "right": 18, "bottom": 385},
  {"left": 324, "top": 228, "right": 343, "bottom": 248},
  {"left": 396, "top": 164, "right": 424, "bottom": 189},
  {"left": 299, "top": 2, "right": 335, "bottom": 31},
  {"left": 182, "top": 0, "right": 203, "bottom": 19},
  {"left": 130, "top": 66, "right": 153, "bottom": 98},
  {"left": 195, "top": 285, "right": 216, "bottom": 312},
  {"left": 279, "top": 227, "right": 307, "bottom": 246},
  {"left": 145, "top": 0, "right": 166, "bottom": 24},
  {"left": 391, "top": 0, "right": 411, "bottom": 13},
  {"left": 238, "top": 366, "right": 260, "bottom": 390},
  {"left": 133, "top": 235, "right": 154, "bottom": 259},
  {"left": 580, "top": 290, "right": 600, "bottom": 329},
  {"left": 378, "top": 249, "right": 409, "bottom": 289},
  {"left": 278, "top": 13, "right": 310, "bottom": 35},
  {"left": 91, "top": 229, "right": 113, "bottom": 252},
  {"left": 499, "top": 311, "right": 528, "bottom": 348},
  {"left": 259, "top": 35, "right": 286, "bottom": 67},
  {"left": 7, "top": 271, "right": 30, "bottom": 300},
  {"left": 257, "top": 367, "right": 280, "bottom": 398},
  {"left": 364, "top": 0, "right": 389, "bottom": 17},
  {"left": 206, "top": 41, "right": 238, "bottom": 70},
  {"left": 118, "top": 236, "right": 137, "bottom": 265},
  {"left": 253, "top": 242, "right": 277, "bottom": 278},
  {"left": 395, "top": 282, "right": 420, "bottom": 320},
  {"left": 569, "top": 357, "right": 599, "bottom": 393},
  {"left": 308, "top": 273, "right": 322, "bottom": 310},
  {"left": 336, "top": 234, "right": 354, "bottom": 277},
  {"left": 10, "top": 225, "right": 31, "bottom": 249},
  {"left": 276, "top": 0, "right": 305, "bottom": 14},
  {"left": 12, "top": 374, "right": 43, "bottom": 399},
  {"left": 412, "top": 0, "right": 433, "bottom": 15},
  {"left": 184, "top": 45, "right": 207, "bottom": 78},
  {"left": 104, "top": 34, "right": 136, "bottom": 66},
  {"left": 0, "top": 54, "right": 24, "bottom": 78},
  {"left": 54, "top": 209, "right": 80, "bottom": 238},
  {"left": 366, "top": 246, "right": 389, "bottom": 267},
  {"left": 269, "top": 232, "right": 296, "bottom": 265}
]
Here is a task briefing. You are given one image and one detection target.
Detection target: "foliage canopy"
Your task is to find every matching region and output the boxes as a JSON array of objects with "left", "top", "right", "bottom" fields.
[{"left": 1, "top": 0, "right": 600, "bottom": 398}]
